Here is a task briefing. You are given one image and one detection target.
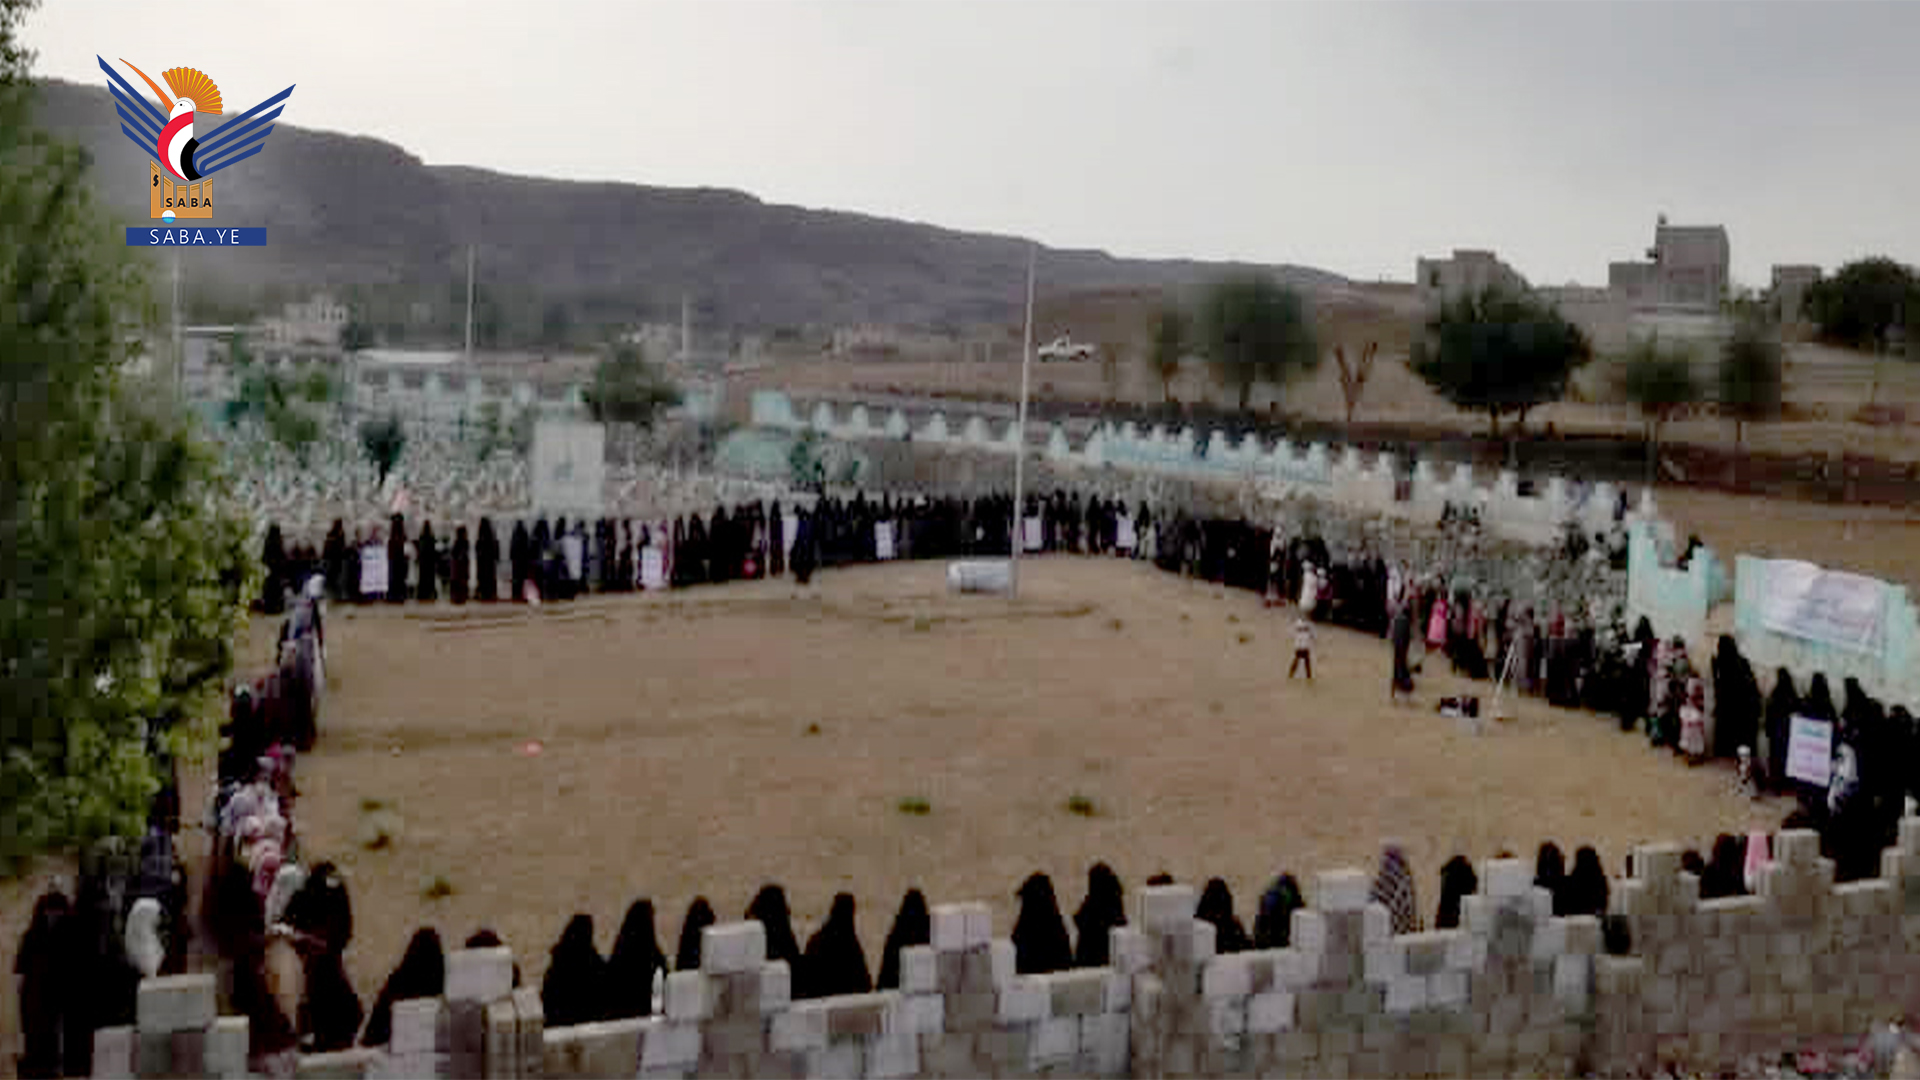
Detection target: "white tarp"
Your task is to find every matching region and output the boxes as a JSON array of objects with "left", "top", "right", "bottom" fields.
[
  {"left": 640, "top": 547, "right": 666, "bottom": 591},
  {"left": 948, "top": 559, "right": 1012, "bottom": 595},
  {"left": 1022, "top": 517, "right": 1043, "bottom": 553},
  {"left": 359, "top": 546, "right": 388, "bottom": 598},
  {"left": 1116, "top": 514, "right": 1137, "bottom": 552},
  {"left": 1786, "top": 715, "right": 1833, "bottom": 787},
  {"left": 531, "top": 420, "right": 606, "bottom": 517},
  {"left": 875, "top": 522, "right": 896, "bottom": 561},
  {"left": 1756, "top": 559, "right": 1886, "bottom": 654}
]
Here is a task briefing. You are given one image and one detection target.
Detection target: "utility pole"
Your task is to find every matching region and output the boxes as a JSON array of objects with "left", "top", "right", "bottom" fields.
[
  {"left": 464, "top": 244, "right": 476, "bottom": 361},
  {"left": 1010, "top": 242, "right": 1036, "bottom": 599}
]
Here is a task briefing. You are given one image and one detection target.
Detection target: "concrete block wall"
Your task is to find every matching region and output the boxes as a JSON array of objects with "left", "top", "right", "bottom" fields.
[
  {"left": 1734, "top": 553, "right": 1920, "bottom": 713},
  {"left": 747, "top": 389, "right": 1657, "bottom": 552},
  {"left": 100, "top": 825, "right": 1920, "bottom": 1078},
  {"left": 1627, "top": 518, "right": 1727, "bottom": 646}
]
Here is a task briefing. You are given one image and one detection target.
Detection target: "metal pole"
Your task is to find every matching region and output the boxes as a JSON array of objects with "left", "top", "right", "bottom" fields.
[
  {"left": 1011, "top": 242, "right": 1036, "bottom": 598},
  {"left": 464, "top": 243, "right": 476, "bottom": 357},
  {"left": 171, "top": 254, "right": 182, "bottom": 398}
]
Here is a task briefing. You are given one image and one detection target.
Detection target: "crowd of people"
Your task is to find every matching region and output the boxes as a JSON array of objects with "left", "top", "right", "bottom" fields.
[{"left": 14, "top": 582, "right": 329, "bottom": 1077}]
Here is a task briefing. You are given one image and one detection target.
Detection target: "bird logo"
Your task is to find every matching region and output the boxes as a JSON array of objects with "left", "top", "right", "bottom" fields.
[{"left": 98, "top": 56, "right": 295, "bottom": 221}]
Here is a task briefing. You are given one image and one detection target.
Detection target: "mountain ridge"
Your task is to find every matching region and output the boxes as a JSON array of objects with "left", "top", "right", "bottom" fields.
[{"left": 34, "top": 78, "right": 1348, "bottom": 336}]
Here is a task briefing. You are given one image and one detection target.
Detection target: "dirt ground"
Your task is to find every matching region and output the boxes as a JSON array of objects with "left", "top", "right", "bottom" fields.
[{"left": 1, "top": 559, "right": 1790, "bottom": 1065}]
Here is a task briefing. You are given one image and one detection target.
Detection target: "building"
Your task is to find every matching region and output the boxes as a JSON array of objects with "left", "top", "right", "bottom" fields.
[
  {"left": 1770, "top": 264, "right": 1822, "bottom": 324},
  {"left": 257, "top": 293, "right": 350, "bottom": 349},
  {"left": 1607, "top": 217, "right": 1731, "bottom": 314},
  {"left": 1414, "top": 249, "right": 1530, "bottom": 308}
]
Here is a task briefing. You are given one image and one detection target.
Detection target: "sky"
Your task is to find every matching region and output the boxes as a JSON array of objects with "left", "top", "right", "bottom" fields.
[{"left": 24, "top": 1, "right": 1920, "bottom": 288}]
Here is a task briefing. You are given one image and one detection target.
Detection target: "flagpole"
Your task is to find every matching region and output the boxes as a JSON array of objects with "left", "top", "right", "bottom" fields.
[{"left": 1010, "top": 242, "right": 1036, "bottom": 599}]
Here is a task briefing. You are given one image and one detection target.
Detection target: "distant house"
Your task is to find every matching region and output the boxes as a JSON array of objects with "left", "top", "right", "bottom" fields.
[
  {"left": 1415, "top": 249, "right": 1530, "bottom": 308},
  {"left": 1770, "top": 264, "right": 1822, "bottom": 325},
  {"left": 1607, "top": 216, "right": 1731, "bottom": 315},
  {"left": 257, "top": 293, "right": 349, "bottom": 349}
]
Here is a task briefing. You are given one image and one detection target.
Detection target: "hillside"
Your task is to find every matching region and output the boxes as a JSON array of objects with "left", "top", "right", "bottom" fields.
[{"left": 33, "top": 79, "right": 1347, "bottom": 335}]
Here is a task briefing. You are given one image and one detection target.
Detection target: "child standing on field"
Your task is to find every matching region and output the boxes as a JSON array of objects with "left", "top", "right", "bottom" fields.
[{"left": 1290, "top": 615, "right": 1314, "bottom": 680}]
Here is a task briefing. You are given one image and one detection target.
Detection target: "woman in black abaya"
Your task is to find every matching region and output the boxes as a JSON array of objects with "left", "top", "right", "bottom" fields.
[
  {"left": 322, "top": 520, "right": 347, "bottom": 603},
  {"left": 1253, "top": 874, "right": 1304, "bottom": 949},
  {"left": 799, "top": 893, "right": 871, "bottom": 1000},
  {"left": 542, "top": 914, "right": 610, "bottom": 1028},
  {"left": 415, "top": 522, "right": 440, "bottom": 602},
  {"left": 361, "top": 928, "right": 445, "bottom": 1047},
  {"left": 769, "top": 501, "right": 787, "bottom": 577},
  {"left": 15, "top": 889, "right": 71, "bottom": 1079},
  {"left": 1195, "top": 878, "right": 1251, "bottom": 954},
  {"left": 1765, "top": 669, "right": 1802, "bottom": 795},
  {"left": 385, "top": 515, "right": 409, "bottom": 605},
  {"left": 676, "top": 898, "right": 716, "bottom": 971},
  {"left": 875, "top": 889, "right": 930, "bottom": 991},
  {"left": 745, "top": 885, "right": 803, "bottom": 970},
  {"left": 1072, "top": 863, "right": 1127, "bottom": 968},
  {"left": 1434, "top": 856, "right": 1478, "bottom": 930},
  {"left": 1012, "top": 873, "right": 1073, "bottom": 975},
  {"left": 1535, "top": 843, "right": 1568, "bottom": 916},
  {"left": 508, "top": 521, "right": 529, "bottom": 602},
  {"left": 790, "top": 511, "right": 818, "bottom": 586},
  {"left": 262, "top": 524, "right": 288, "bottom": 614},
  {"left": 605, "top": 900, "right": 667, "bottom": 1019},
  {"left": 1712, "top": 636, "right": 1763, "bottom": 761},
  {"left": 1565, "top": 847, "right": 1610, "bottom": 918},
  {"left": 476, "top": 518, "right": 501, "bottom": 602},
  {"left": 448, "top": 526, "right": 471, "bottom": 605}
]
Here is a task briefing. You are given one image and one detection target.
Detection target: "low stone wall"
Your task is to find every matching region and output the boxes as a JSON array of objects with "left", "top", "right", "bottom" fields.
[{"left": 92, "top": 825, "right": 1920, "bottom": 1079}]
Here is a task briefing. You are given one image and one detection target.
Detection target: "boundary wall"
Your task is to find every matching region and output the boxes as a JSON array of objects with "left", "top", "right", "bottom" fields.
[
  {"left": 97, "top": 824, "right": 1920, "bottom": 1079},
  {"left": 748, "top": 391, "right": 1654, "bottom": 550}
]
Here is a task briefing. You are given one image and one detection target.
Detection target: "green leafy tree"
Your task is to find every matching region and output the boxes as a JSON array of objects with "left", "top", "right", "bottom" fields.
[
  {"left": 1198, "top": 275, "right": 1320, "bottom": 413},
  {"left": 1719, "top": 315, "right": 1785, "bottom": 450},
  {"left": 223, "top": 339, "right": 334, "bottom": 464},
  {"left": 1410, "top": 288, "right": 1592, "bottom": 439},
  {"left": 1803, "top": 257, "right": 1919, "bottom": 352},
  {"left": 358, "top": 413, "right": 408, "bottom": 486},
  {"left": 1616, "top": 335, "right": 1702, "bottom": 488},
  {"left": 583, "top": 344, "right": 682, "bottom": 429},
  {"left": 1, "top": 0, "right": 253, "bottom": 870},
  {"left": 1145, "top": 302, "right": 1189, "bottom": 405},
  {"left": 789, "top": 430, "right": 828, "bottom": 493}
]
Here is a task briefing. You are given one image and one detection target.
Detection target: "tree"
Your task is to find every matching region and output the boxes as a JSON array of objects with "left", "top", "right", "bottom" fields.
[
  {"left": 1198, "top": 275, "right": 1320, "bottom": 413},
  {"left": 583, "top": 344, "right": 682, "bottom": 430},
  {"left": 1144, "top": 302, "right": 1188, "bottom": 405},
  {"left": 1804, "top": 257, "right": 1919, "bottom": 352},
  {"left": 1, "top": 0, "right": 253, "bottom": 870},
  {"left": 1410, "top": 288, "right": 1592, "bottom": 439},
  {"left": 222, "top": 338, "right": 334, "bottom": 464},
  {"left": 1332, "top": 341, "right": 1379, "bottom": 429},
  {"left": 1719, "top": 314, "right": 1784, "bottom": 451},
  {"left": 340, "top": 317, "right": 376, "bottom": 353},
  {"left": 359, "top": 413, "right": 408, "bottom": 486},
  {"left": 1616, "top": 335, "right": 1702, "bottom": 489}
]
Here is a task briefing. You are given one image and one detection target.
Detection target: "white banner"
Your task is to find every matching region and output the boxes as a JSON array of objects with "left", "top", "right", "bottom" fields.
[
  {"left": 1757, "top": 559, "right": 1886, "bottom": 654},
  {"left": 1116, "top": 514, "right": 1137, "bottom": 552},
  {"left": 531, "top": 420, "right": 606, "bottom": 518},
  {"left": 875, "top": 522, "right": 896, "bottom": 561},
  {"left": 359, "top": 546, "right": 388, "bottom": 598},
  {"left": 1023, "top": 517, "right": 1043, "bottom": 553},
  {"left": 783, "top": 514, "right": 797, "bottom": 560},
  {"left": 640, "top": 547, "right": 666, "bottom": 591},
  {"left": 1786, "top": 715, "right": 1833, "bottom": 787}
]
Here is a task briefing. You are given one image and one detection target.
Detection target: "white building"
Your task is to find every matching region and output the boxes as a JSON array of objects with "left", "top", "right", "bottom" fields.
[{"left": 256, "top": 293, "right": 349, "bottom": 349}]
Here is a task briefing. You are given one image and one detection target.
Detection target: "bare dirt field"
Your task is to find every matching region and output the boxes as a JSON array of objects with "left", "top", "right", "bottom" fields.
[{"left": 1, "top": 559, "right": 1789, "bottom": 1059}]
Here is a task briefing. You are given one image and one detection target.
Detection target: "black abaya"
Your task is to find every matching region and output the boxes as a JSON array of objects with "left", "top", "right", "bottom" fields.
[
  {"left": 1071, "top": 863, "right": 1126, "bottom": 969},
  {"left": 542, "top": 914, "right": 610, "bottom": 1029},
  {"left": 605, "top": 900, "right": 667, "bottom": 1020},
  {"left": 1012, "top": 873, "right": 1073, "bottom": 975},
  {"left": 799, "top": 893, "right": 872, "bottom": 1000},
  {"left": 875, "top": 889, "right": 930, "bottom": 991}
]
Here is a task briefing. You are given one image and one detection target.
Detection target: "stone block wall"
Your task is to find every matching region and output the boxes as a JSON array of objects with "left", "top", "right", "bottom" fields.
[{"left": 95, "top": 824, "right": 1920, "bottom": 1078}]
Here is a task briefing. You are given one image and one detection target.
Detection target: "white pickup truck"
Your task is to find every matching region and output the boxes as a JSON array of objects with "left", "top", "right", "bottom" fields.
[{"left": 1036, "top": 335, "right": 1097, "bottom": 362}]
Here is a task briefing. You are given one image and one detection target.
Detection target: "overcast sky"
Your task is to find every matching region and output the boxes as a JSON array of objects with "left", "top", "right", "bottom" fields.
[{"left": 25, "top": 1, "right": 1920, "bottom": 288}]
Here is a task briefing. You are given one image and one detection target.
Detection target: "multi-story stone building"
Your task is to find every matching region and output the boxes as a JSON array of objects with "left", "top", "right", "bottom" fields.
[
  {"left": 1607, "top": 216, "right": 1731, "bottom": 314},
  {"left": 1769, "top": 264, "right": 1822, "bottom": 324},
  {"left": 1414, "top": 249, "right": 1530, "bottom": 308}
]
